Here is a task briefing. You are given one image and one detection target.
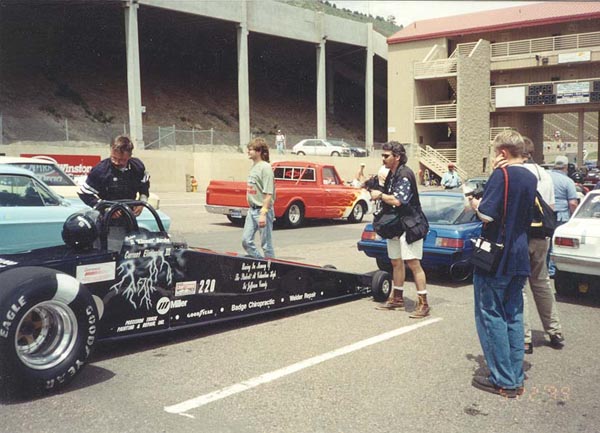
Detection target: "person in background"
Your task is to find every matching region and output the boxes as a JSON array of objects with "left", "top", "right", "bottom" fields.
[
  {"left": 468, "top": 130, "right": 536, "bottom": 398},
  {"left": 275, "top": 129, "right": 286, "bottom": 155},
  {"left": 520, "top": 138, "right": 565, "bottom": 353},
  {"left": 351, "top": 163, "right": 367, "bottom": 187},
  {"left": 78, "top": 135, "right": 149, "bottom": 217},
  {"left": 547, "top": 155, "right": 578, "bottom": 277},
  {"left": 370, "top": 142, "right": 430, "bottom": 319},
  {"left": 441, "top": 162, "right": 461, "bottom": 189},
  {"left": 242, "top": 137, "right": 276, "bottom": 258}
]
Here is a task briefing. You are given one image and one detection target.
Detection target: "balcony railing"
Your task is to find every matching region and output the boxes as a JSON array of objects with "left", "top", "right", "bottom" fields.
[
  {"left": 414, "top": 42, "right": 476, "bottom": 79},
  {"left": 414, "top": 58, "right": 457, "bottom": 78},
  {"left": 491, "top": 30, "right": 600, "bottom": 58},
  {"left": 414, "top": 104, "right": 457, "bottom": 122}
]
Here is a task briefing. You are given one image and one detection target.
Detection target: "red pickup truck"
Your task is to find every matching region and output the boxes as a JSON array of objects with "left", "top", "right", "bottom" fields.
[{"left": 205, "top": 161, "right": 370, "bottom": 228}]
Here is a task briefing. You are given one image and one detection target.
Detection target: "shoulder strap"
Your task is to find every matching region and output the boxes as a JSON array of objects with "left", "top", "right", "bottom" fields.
[{"left": 500, "top": 166, "right": 509, "bottom": 234}]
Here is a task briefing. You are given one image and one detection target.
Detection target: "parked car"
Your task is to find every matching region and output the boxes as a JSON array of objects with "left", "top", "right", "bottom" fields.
[
  {"left": 0, "top": 156, "right": 161, "bottom": 209},
  {"left": 357, "top": 190, "right": 482, "bottom": 281},
  {"left": 551, "top": 189, "right": 600, "bottom": 296},
  {"left": 583, "top": 168, "right": 600, "bottom": 189},
  {"left": 0, "top": 197, "right": 383, "bottom": 396},
  {"left": 0, "top": 165, "right": 170, "bottom": 254},
  {"left": 291, "top": 139, "right": 350, "bottom": 157},
  {"left": 206, "top": 161, "right": 370, "bottom": 228},
  {"left": 328, "top": 139, "right": 369, "bottom": 157}
]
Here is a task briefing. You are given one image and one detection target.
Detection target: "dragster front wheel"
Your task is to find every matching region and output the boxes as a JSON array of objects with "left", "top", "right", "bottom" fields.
[{"left": 371, "top": 270, "right": 392, "bottom": 302}]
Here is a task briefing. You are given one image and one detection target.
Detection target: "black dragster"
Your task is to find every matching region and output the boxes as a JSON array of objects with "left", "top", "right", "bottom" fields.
[{"left": 0, "top": 201, "right": 391, "bottom": 396}]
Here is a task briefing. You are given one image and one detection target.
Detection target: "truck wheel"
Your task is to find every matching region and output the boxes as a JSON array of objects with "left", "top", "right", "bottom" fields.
[
  {"left": 376, "top": 257, "right": 392, "bottom": 273},
  {"left": 0, "top": 267, "right": 98, "bottom": 397},
  {"left": 296, "top": 151, "right": 305, "bottom": 156},
  {"left": 331, "top": 151, "right": 340, "bottom": 157},
  {"left": 284, "top": 202, "right": 304, "bottom": 228},
  {"left": 371, "top": 270, "right": 392, "bottom": 302},
  {"left": 227, "top": 215, "right": 246, "bottom": 227},
  {"left": 348, "top": 201, "right": 366, "bottom": 223},
  {"left": 554, "top": 270, "right": 577, "bottom": 297}
]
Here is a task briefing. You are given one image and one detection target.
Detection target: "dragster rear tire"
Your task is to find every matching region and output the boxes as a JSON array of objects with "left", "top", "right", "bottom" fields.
[{"left": 0, "top": 267, "right": 98, "bottom": 397}]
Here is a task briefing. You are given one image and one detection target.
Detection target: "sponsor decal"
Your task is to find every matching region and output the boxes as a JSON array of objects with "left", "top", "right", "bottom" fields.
[
  {"left": 175, "top": 281, "right": 197, "bottom": 297},
  {"left": 156, "top": 297, "right": 171, "bottom": 315},
  {"left": 234, "top": 261, "right": 277, "bottom": 293},
  {"left": 289, "top": 292, "right": 316, "bottom": 302},
  {"left": 115, "top": 315, "right": 164, "bottom": 333},
  {"left": 186, "top": 309, "right": 214, "bottom": 319},
  {"left": 230, "top": 298, "right": 275, "bottom": 313},
  {"left": 155, "top": 297, "right": 188, "bottom": 315},
  {"left": 0, "top": 258, "right": 18, "bottom": 268},
  {"left": 21, "top": 154, "right": 101, "bottom": 178},
  {"left": 76, "top": 262, "right": 116, "bottom": 284}
]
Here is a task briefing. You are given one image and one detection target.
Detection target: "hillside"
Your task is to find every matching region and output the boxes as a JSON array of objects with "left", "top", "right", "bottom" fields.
[{"left": 1, "top": 1, "right": 387, "bottom": 148}]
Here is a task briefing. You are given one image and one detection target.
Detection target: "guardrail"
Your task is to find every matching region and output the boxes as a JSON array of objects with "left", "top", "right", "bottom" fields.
[
  {"left": 414, "top": 104, "right": 457, "bottom": 122},
  {"left": 414, "top": 58, "right": 457, "bottom": 78},
  {"left": 491, "top": 30, "right": 600, "bottom": 58},
  {"left": 416, "top": 145, "right": 468, "bottom": 180}
]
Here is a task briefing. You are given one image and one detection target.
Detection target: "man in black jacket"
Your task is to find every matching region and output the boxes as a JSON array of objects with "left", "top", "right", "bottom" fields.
[
  {"left": 78, "top": 135, "right": 150, "bottom": 217},
  {"left": 370, "top": 142, "right": 430, "bottom": 318}
]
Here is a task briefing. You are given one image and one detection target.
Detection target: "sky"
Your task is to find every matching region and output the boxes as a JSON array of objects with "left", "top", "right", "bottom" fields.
[{"left": 330, "top": 1, "right": 536, "bottom": 26}]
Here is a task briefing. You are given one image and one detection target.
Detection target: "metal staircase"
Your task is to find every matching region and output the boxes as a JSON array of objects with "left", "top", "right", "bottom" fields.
[{"left": 416, "top": 145, "right": 468, "bottom": 181}]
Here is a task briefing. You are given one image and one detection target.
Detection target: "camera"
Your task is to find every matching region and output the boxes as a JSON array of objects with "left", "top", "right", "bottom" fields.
[
  {"left": 363, "top": 175, "right": 382, "bottom": 192},
  {"left": 464, "top": 185, "right": 484, "bottom": 200}
]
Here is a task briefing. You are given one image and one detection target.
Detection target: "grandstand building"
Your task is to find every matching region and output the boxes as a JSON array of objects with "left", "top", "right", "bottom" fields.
[{"left": 386, "top": 2, "right": 600, "bottom": 179}]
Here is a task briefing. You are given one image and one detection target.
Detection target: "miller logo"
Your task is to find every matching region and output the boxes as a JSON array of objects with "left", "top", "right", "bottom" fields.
[{"left": 156, "top": 297, "right": 171, "bottom": 315}]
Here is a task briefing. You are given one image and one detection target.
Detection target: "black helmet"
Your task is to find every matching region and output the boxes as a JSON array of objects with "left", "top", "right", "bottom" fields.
[
  {"left": 570, "top": 171, "right": 584, "bottom": 183},
  {"left": 62, "top": 210, "right": 99, "bottom": 249}
]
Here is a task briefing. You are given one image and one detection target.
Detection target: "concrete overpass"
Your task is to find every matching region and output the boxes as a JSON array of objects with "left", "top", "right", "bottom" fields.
[{"left": 119, "top": 0, "right": 388, "bottom": 148}]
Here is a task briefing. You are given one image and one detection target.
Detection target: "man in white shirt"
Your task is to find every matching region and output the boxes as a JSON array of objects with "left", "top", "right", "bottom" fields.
[
  {"left": 441, "top": 163, "right": 461, "bottom": 189},
  {"left": 521, "top": 138, "right": 564, "bottom": 353}
]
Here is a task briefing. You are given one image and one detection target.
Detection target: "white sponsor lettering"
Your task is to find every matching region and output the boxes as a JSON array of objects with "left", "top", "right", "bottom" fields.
[
  {"left": 289, "top": 294, "right": 303, "bottom": 302},
  {"left": 186, "top": 309, "right": 214, "bottom": 319},
  {"left": 304, "top": 292, "right": 316, "bottom": 300},
  {"left": 0, "top": 295, "right": 26, "bottom": 339},
  {"left": 248, "top": 299, "right": 275, "bottom": 309},
  {"left": 231, "top": 303, "right": 247, "bottom": 312},
  {"left": 124, "top": 251, "right": 141, "bottom": 259}
]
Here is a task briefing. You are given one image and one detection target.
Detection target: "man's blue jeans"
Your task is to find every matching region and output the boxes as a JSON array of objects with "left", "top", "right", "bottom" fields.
[
  {"left": 473, "top": 273, "right": 526, "bottom": 389},
  {"left": 242, "top": 208, "right": 274, "bottom": 258}
]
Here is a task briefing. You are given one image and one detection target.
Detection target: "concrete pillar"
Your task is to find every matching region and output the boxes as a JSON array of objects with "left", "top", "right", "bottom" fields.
[
  {"left": 237, "top": 1, "right": 250, "bottom": 150},
  {"left": 124, "top": 0, "right": 144, "bottom": 147},
  {"left": 316, "top": 12, "right": 326, "bottom": 140},
  {"left": 365, "top": 23, "right": 374, "bottom": 150},
  {"left": 327, "top": 59, "right": 335, "bottom": 115},
  {"left": 577, "top": 110, "right": 584, "bottom": 167}
]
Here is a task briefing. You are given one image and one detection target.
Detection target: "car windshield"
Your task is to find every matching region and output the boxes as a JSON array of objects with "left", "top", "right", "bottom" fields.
[
  {"left": 574, "top": 194, "right": 600, "bottom": 219},
  {"left": 420, "top": 194, "right": 477, "bottom": 225},
  {"left": 10, "top": 162, "right": 76, "bottom": 187}
]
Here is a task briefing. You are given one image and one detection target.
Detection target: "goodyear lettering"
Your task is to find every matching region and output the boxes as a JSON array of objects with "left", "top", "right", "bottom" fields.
[
  {"left": 186, "top": 309, "right": 214, "bottom": 319},
  {"left": 0, "top": 295, "right": 26, "bottom": 339},
  {"left": 46, "top": 304, "right": 95, "bottom": 390}
]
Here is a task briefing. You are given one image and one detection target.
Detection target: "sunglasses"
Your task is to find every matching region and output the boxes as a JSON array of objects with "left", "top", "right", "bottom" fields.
[{"left": 382, "top": 153, "right": 392, "bottom": 159}]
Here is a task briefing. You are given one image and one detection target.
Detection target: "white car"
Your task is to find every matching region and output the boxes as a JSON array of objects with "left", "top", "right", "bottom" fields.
[
  {"left": 551, "top": 189, "right": 600, "bottom": 296},
  {"left": 291, "top": 139, "right": 350, "bottom": 157},
  {"left": 0, "top": 156, "right": 160, "bottom": 208}
]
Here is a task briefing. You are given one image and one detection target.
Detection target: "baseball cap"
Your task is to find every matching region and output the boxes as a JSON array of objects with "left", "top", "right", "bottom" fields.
[{"left": 554, "top": 155, "right": 568, "bottom": 168}]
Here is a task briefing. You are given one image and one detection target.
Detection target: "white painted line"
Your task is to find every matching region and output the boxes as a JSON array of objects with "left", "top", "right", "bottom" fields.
[
  {"left": 164, "top": 317, "right": 442, "bottom": 416},
  {"left": 159, "top": 203, "right": 205, "bottom": 207}
]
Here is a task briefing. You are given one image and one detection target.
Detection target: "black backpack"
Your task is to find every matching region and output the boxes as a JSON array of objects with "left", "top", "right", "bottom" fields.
[{"left": 529, "top": 191, "right": 558, "bottom": 239}]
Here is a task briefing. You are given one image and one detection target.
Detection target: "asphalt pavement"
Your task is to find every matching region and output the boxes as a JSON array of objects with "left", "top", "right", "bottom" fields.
[{"left": 1, "top": 191, "right": 599, "bottom": 433}]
